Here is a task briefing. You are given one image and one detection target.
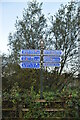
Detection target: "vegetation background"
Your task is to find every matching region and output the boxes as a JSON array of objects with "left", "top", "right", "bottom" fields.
[{"left": 2, "top": 0, "right": 80, "bottom": 118}]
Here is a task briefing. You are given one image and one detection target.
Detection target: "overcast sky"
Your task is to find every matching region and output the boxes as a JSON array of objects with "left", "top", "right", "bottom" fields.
[{"left": 0, "top": 0, "right": 72, "bottom": 55}]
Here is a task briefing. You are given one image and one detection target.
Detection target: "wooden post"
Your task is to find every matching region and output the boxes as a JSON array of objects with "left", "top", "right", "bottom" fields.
[{"left": 18, "top": 104, "right": 22, "bottom": 118}]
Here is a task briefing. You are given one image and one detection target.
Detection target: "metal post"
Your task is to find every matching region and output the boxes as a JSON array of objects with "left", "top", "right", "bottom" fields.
[
  {"left": 40, "top": 40, "right": 44, "bottom": 99},
  {"left": 0, "top": 55, "right": 2, "bottom": 120},
  {"left": 76, "top": 1, "right": 80, "bottom": 117},
  {"left": 78, "top": 1, "right": 80, "bottom": 80}
]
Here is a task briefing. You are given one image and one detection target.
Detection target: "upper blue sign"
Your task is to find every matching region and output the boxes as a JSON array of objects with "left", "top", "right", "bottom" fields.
[
  {"left": 20, "top": 49, "right": 40, "bottom": 55},
  {"left": 43, "top": 50, "right": 62, "bottom": 56},
  {"left": 19, "top": 62, "right": 40, "bottom": 69},
  {"left": 20, "top": 56, "right": 40, "bottom": 62},
  {"left": 43, "top": 56, "right": 61, "bottom": 62}
]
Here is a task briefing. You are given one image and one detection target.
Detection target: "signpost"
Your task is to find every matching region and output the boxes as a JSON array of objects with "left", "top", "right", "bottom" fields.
[
  {"left": 40, "top": 40, "right": 44, "bottom": 99},
  {"left": 19, "top": 41, "right": 62, "bottom": 99}
]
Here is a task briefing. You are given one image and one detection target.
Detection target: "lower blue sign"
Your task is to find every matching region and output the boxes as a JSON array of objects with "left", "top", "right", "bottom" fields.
[
  {"left": 43, "top": 63, "right": 61, "bottom": 67},
  {"left": 20, "top": 56, "right": 40, "bottom": 62},
  {"left": 20, "top": 62, "right": 40, "bottom": 69}
]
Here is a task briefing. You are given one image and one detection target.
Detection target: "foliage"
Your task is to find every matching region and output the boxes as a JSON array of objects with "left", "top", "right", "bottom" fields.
[
  {"left": 49, "top": 1, "right": 78, "bottom": 75},
  {"left": 24, "top": 86, "right": 46, "bottom": 118},
  {"left": 9, "top": 82, "right": 22, "bottom": 104},
  {"left": 43, "top": 91, "right": 61, "bottom": 101}
]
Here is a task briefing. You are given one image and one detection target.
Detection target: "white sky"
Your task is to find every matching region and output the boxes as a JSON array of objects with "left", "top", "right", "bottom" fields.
[{"left": 0, "top": 0, "right": 72, "bottom": 55}]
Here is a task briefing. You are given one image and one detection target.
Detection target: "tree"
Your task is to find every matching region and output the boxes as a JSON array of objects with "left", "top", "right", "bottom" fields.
[
  {"left": 8, "top": 1, "right": 47, "bottom": 63},
  {"left": 49, "top": 1, "right": 78, "bottom": 75},
  {"left": 7, "top": 0, "right": 47, "bottom": 83},
  {"left": 3, "top": 1, "right": 48, "bottom": 102}
]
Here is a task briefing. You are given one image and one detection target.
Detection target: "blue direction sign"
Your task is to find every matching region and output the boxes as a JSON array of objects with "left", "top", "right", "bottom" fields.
[
  {"left": 20, "top": 49, "right": 40, "bottom": 55},
  {"left": 19, "top": 62, "right": 40, "bottom": 69},
  {"left": 43, "top": 63, "right": 61, "bottom": 67},
  {"left": 43, "top": 50, "right": 62, "bottom": 56},
  {"left": 20, "top": 56, "right": 40, "bottom": 62},
  {"left": 43, "top": 56, "right": 61, "bottom": 63}
]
